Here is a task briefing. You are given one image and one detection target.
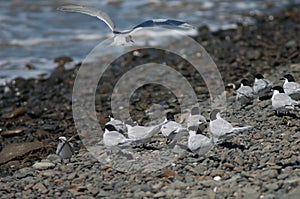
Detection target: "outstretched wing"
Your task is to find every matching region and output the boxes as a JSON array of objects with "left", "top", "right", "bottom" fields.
[
  {"left": 58, "top": 5, "right": 115, "bottom": 32},
  {"left": 130, "top": 18, "right": 194, "bottom": 33}
]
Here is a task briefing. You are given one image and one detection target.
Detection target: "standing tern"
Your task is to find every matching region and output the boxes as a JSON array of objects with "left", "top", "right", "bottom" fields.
[
  {"left": 58, "top": 5, "right": 194, "bottom": 44},
  {"left": 281, "top": 74, "right": 300, "bottom": 100},
  {"left": 271, "top": 86, "right": 300, "bottom": 115},
  {"left": 236, "top": 79, "right": 256, "bottom": 106},
  {"left": 56, "top": 136, "right": 75, "bottom": 163},
  {"left": 253, "top": 73, "right": 272, "bottom": 100},
  {"left": 209, "top": 109, "right": 252, "bottom": 143},
  {"left": 187, "top": 107, "right": 207, "bottom": 133}
]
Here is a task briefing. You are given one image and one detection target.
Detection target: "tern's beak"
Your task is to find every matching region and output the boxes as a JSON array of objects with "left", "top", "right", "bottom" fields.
[{"left": 280, "top": 77, "right": 285, "bottom": 80}]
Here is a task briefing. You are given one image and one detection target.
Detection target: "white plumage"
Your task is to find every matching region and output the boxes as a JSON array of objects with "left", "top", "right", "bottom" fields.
[
  {"left": 187, "top": 107, "right": 207, "bottom": 132},
  {"left": 209, "top": 109, "right": 252, "bottom": 143},
  {"left": 253, "top": 73, "right": 272, "bottom": 99},
  {"left": 160, "top": 112, "right": 182, "bottom": 140},
  {"left": 105, "top": 115, "right": 126, "bottom": 134},
  {"left": 188, "top": 131, "right": 214, "bottom": 156},
  {"left": 271, "top": 86, "right": 300, "bottom": 115},
  {"left": 236, "top": 79, "right": 256, "bottom": 105},
  {"left": 282, "top": 74, "right": 300, "bottom": 100},
  {"left": 56, "top": 136, "right": 74, "bottom": 162}
]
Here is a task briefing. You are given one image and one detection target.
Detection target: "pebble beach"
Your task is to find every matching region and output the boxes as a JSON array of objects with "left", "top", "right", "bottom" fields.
[{"left": 0, "top": 4, "right": 300, "bottom": 199}]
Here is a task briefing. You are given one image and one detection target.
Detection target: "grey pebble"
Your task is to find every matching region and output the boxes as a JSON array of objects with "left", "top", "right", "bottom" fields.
[
  {"left": 153, "top": 191, "right": 166, "bottom": 197},
  {"left": 32, "top": 161, "right": 55, "bottom": 170},
  {"left": 15, "top": 168, "right": 34, "bottom": 179},
  {"left": 131, "top": 184, "right": 152, "bottom": 192}
]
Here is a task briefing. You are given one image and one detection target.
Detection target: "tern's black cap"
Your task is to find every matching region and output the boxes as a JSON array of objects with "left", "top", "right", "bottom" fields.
[
  {"left": 241, "top": 79, "right": 251, "bottom": 86},
  {"left": 166, "top": 112, "right": 175, "bottom": 121},
  {"left": 254, "top": 73, "right": 264, "bottom": 79},
  {"left": 210, "top": 109, "right": 220, "bottom": 120},
  {"left": 105, "top": 124, "right": 118, "bottom": 131},
  {"left": 272, "top": 86, "right": 285, "bottom": 93},
  {"left": 283, "top": 74, "right": 295, "bottom": 82}
]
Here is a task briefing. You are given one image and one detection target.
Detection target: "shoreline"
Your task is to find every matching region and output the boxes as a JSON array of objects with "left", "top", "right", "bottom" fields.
[{"left": 0, "top": 4, "right": 300, "bottom": 198}]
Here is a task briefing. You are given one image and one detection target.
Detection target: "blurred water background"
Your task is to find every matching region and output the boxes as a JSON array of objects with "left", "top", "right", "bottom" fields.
[{"left": 1, "top": 0, "right": 299, "bottom": 84}]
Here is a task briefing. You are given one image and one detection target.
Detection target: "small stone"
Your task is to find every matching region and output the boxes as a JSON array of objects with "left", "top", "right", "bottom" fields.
[
  {"left": 24, "top": 183, "right": 34, "bottom": 190},
  {"left": 260, "top": 169, "right": 278, "bottom": 180},
  {"left": 263, "top": 194, "right": 276, "bottom": 199},
  {"left": 68, "top": 172, "right": 77, "bottom": 180},
  {"left": 153, "top": 192, "right": 166, "bottom": 197},
  {"left": 213, "top": 176, "right": 221, "bottom": 181},
  {"left": 15, "top": 168, "right": 34, "bottom": 179},
  {"left": 285, "top": 188, "right": 300, "bottom": 199},
  {"left": 152, "top": 182, "right": 163, "bottom": 189},
  {"left": 0, "top": 128, "right": 24, "bottom": 137},
  {"left": 277, "top": 173, "right": 289, "bottom": 180},
  {"left": 86, "top": 183, "right": 99, "bottom": 196},
  {"left": 234, "top": 156, "right": 244, "bottom": 165},
  {"left": 170, "top": 180, "right": 186, "bottom": 189},
  {"left": 2, "top": 107, "right": 26, "bottom": 119},
  {"left": 32, "top": 182, "right": 48, "bottom": 193},
  {"left": 32, "top": 161, "right": 55, "bottom": 170},
  {"left": 265, "top": 183, "right": 279, "bottom": 191},
  {"left": 131, "top": 184, "right": 152, "bottom": 192},
  {"left": 47, "top": 154, "right": 61, "bottom": 163},
  {"left": 41, "top": 171, "right": 56, "bottom": 177}
]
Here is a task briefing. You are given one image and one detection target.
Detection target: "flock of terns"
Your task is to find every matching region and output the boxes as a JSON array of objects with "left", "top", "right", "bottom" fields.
[
  {"left": 56, "top": 73, "right": 300, "bottom": 163},
  {"left": 55, "top": 5, "right": 300, "bottom": 162},
  {"left": 236, "top": 73, "right": 300, "bottom": 114}
]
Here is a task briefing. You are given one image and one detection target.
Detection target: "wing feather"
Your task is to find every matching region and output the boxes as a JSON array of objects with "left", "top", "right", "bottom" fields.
[{"left": 58, "top": 5, "right": 115, "bottom": 31}]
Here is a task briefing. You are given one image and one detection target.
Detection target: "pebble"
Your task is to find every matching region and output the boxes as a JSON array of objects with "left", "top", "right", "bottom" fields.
[
  {"left": 15, "top": 168, "right": 34, "bottom": 179},
  {"left": 32, "top": 161, "right": 55, "bottom": 170},
  {"left": 32, "top": 182, "right": 48, "bottom": 194},
  {"left": 153, "top": 191, "right": 166, "bottom": 197}
]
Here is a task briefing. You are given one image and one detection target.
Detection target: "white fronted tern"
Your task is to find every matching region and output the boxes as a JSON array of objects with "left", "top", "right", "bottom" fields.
[
  {"left": 209, "top": 109, "right": 252, "bottom": 143},
  {"left": 188, "top": 130, "right": 214, "bottom": 156},
  {"left": 187, "top": 107, "right": 207, "bottom": 133},
  {"left": 58, "top": 5, "right": 194, "bottom": 44},
  {"left": 56, "top": 136, "right": 74, "bottom": 163},
  {"left": 271, "top": 86, "right": 300, "bottom": 115},
  {"left": 105, "top": 114, "right": 126, "bottom": 134},
  {"left": 168, "top": 127, "right": 190, "bottom": 150},
  {"left": 103, "top": 124, "right": 133, "bottom": 147},
  {"left": 236, "top": 79, "right": 256, "bottom": 106},
  {"left": 160, "top": 112, "right": 182, "bottom": 140},
  {"left": 281, "top": 74, "right": 300, "bottom": 100},
  {"left": 253, "top": 73, "right": 272, "bottom": 100},
  {"left": 126, "top": 121, "right": 167, "bottom": 143}
]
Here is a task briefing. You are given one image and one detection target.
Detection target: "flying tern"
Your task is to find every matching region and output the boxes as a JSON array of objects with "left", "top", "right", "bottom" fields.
[{"left": 58, "top": 5, "right": 194, "bottom": 44}]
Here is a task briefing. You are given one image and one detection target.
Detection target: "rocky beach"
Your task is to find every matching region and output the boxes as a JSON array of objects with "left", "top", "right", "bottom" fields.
[{"left": 0, "top": 4, "right": 300, "bottom": 199}]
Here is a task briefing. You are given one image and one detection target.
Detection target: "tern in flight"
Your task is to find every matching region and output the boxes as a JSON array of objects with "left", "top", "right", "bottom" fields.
[{"left": 58, "top": 5, "right": 194, "bottom": 44}]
